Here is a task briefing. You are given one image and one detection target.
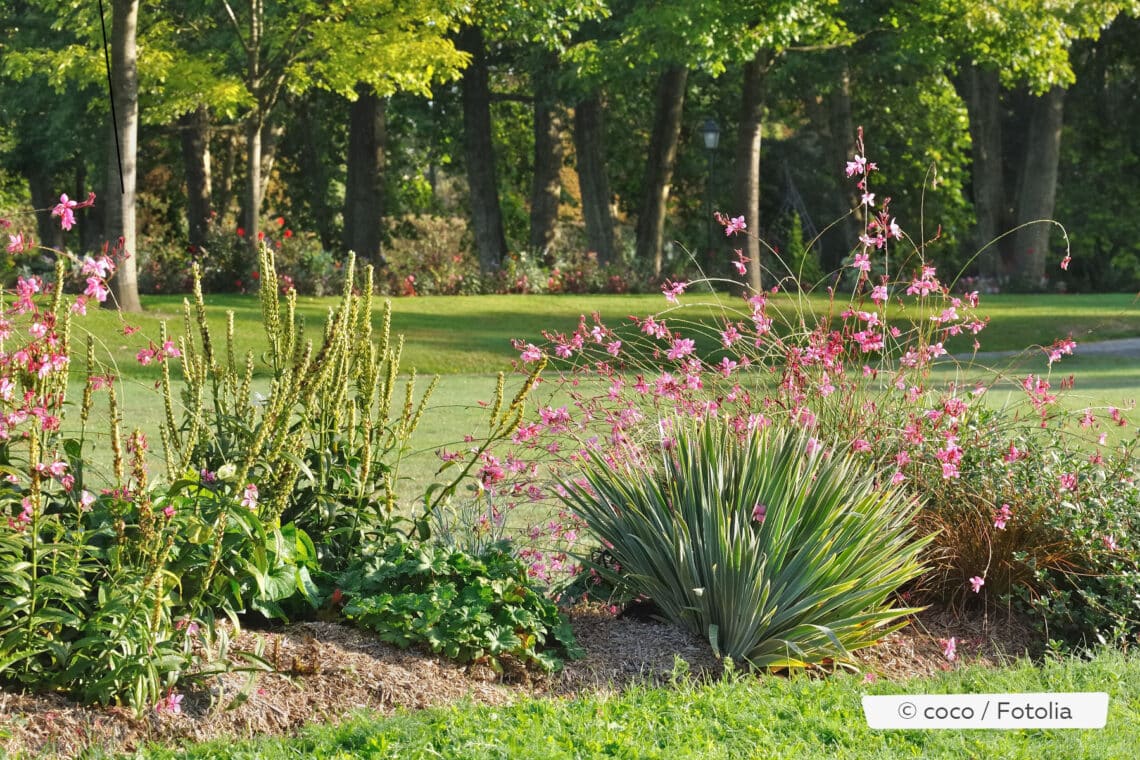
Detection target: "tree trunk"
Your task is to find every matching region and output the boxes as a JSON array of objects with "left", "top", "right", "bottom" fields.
[
  {"left": 960, "top": 64, "right": 1007, "bottom": 281},
  {"left": 245, "top": 117, "right": 262, "bottom": 250},
  {"left": 26, "top": 168, "right": 64, "bottom": 252},
  {"left": 244, "top": 0, "right": 264, "bottom": 254},
  {"left": 180, "top": 104, "right": 212, "bottom": 252},
  {"left": 259, "top": 117, "right": 284, "bottom": 207},
  {"left": 734, "top": 53, "right": 768, "bottom": 293},
  {"left": 572, "top": 92, "right": 617, "bottom": 266},
  {"left": 528, "top": 76, "right": 563, "bottom": 257},
  {"left": 106, "top": 0, "right": 141, "bottom": 312},
  {"left": 213, "top": 129, "right": 239, "bottom": 229},
  {"left": 825, "top": 60, "right": 858, "bottom": 271},
  {"left": 296, "top": 98, "right": 337, "bottom": 251},
  {"left": 636, "top": 65, "right": 689, "bottom": 276},
  {"left": 457, "top": 25, "right": 507, "bottom": 273},
  {"left": 343, "top": 83, "right": 387, "bottom": 263},
  {"left": 1012, "top": 86, "right": 1066, "bottom": 289}
]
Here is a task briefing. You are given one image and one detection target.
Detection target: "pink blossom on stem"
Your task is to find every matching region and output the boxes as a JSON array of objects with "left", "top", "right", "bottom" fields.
[
  {"left": 722, "top": 215, "right": 747, "bottom": 236},
  {"left": 240, "top": 484, "right": 259, "bottom": 510},
  {"left": 667, "top": 338, "right": 695, "bottom": 361},
  {"left": 845, "top": 154, "right": 867, "bottom": 177},
  {"left": 662, "top": 280, "right": 687, "bottom": 303},
  {"left": 969, "top": 576, "right": 985, "bottom": 593},
  {"left": 942, "top": 637, "right": 957, "bottom": 662}
]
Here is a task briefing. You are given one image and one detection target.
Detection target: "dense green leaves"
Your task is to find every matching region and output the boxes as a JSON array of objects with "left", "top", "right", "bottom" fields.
[
  {"left": 341, "top": 538, "right": 581, "bottom": 671},
  {"left": 560, "top": 418, "right": 930, "bottom": 668}
]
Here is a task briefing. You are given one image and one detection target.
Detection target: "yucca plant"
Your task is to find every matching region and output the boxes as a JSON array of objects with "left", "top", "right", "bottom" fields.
[{"left": 559, "top": 418, "right": 931, "bottom": 669}]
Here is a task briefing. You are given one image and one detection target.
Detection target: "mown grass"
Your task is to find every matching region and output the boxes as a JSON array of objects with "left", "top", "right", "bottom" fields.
[
  {"left": 118, "top": 649, "right": 1140, "bottom": 759},
  {"left": 75, "top": 292, "right": 1140, "bottom": 381},
  {"left": 69, "top": 289, "right": 1138, "bottom": 504}
]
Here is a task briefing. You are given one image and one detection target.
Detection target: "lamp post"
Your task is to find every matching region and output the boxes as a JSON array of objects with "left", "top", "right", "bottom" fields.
[{"left": 698, "top": 118, "right": 721, "bottom": 263}]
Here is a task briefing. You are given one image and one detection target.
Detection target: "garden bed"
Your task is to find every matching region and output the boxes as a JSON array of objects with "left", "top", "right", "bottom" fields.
[{"left": 0, "top": 605, "right": 1037, "bottom": 758}]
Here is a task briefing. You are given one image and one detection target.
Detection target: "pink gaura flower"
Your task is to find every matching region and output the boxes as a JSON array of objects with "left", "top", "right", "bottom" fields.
[
  {"left": 723, "top": 215, "right": 747, "bottom": 236},
  {"left": 845, "top": 154, "right": 867, "bottom": 177},
  {"left": 1046, "top": 336, "right": 1076, "bottom": 365},
  {"left": 519, "top": 343, "right": 542, "bottom": 363},
  {"left": 852, "top": 252, "right": 871, "bottom": 273},
  {"left": 732, "top": 249, "right": 749, "bottom": 275},
  {"left": 84, "top": 277, "right": 110, "bottom": 303},
  {"left": 52, "top": 195, "right": 78, "bottom": 230},
  {"left": 240, "top": 483, "right": 259, "bottom": 510},
  {"left": 870, "top": 284, "right": 889, "bottom": 304},
  {"left": 1059, "top": 473, "right": 1077, "bottom": 491},
  {"left": 155, "top": 691, "right": 183, "bottom": 715},
  {"left": 667, "top": 338, "right": 695, "bottom": 361},
  {"left": 969, "top": 575, "right": 985, "bottom": 593},
  {"left": 662, "top": 280, "right": 687, "bottom": 303},
  {"left": 1102, "top": 534, "right": 1118, "bottom": 551},
  {"left": 7, "top": 233, "right": 25, "bottom": 254},
  {"left": 1060, "top": 255, "right": 1072, "bottom": 271},
  {"left": 993, "top": 503, "right": 1012, "bottom": 530},
  {"left": 941, "top": 637, "right": 957, "bottom": 662}
]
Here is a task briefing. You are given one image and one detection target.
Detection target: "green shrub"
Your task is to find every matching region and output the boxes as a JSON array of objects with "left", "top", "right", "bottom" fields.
[
  {"left": 907, "top": 405, "right": 1140, "bottom": 646},
  {"left": 558, "top": 419, "right": 930, "bottom": 669},
  {"left": 339, "top": 538, "right": 581, "bottom": 673}
]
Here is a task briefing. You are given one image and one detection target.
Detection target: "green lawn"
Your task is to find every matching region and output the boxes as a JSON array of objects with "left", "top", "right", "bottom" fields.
[
  {"left": 73, "top": 292, "right": 1140, "bottom": 381},
  {"left": 68, "top": 292, "right": 1138, "bottom": 503},
  {"left": 130, "top": 649, "right": 1140, "bottom": 759}
]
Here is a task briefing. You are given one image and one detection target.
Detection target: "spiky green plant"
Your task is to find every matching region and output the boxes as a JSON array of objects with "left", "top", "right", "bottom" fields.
[{"left": 559, "top": 418, "right": 931, "bottom": 669}]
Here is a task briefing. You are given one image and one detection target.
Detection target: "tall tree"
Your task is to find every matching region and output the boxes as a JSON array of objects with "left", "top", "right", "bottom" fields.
[
  {"left": 899, "top": 0, "right": 1139, "bottom": 285},
  {"left": 635, "top": 65, "right": 689, "bottom": 276},
  {"left": 572, "top": 91, "right": 617, "bottom": 265},
  {"left": 105, "top": 0, "right": 141, "bottom": 311},
  {"left": 179, "top": 105, "right": 213, "bottom": 253},
  {"left": 450, "top": 0, "right": 608, "bottom": 274},
  {"left": 212, "top": 0, "right": 468, "bottom": 254},
  {"left": 456, "top": 24, "right": 508, "bottom": 272},
  {"left": 343, "top": 84, "right": 387, "bottom": 263},
  {"left": 528, "top": 54, "right": 564, "bottom": 257}
]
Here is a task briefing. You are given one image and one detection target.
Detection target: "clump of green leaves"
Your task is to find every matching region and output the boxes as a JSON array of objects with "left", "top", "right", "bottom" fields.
[
  {"left": 559, "top": 418, "right": 930, "bottom": 669},
  {"left": 339, "top": 539, "right": 581, "bottom": 673},
  {"left": 909, "top": 406, "right": 1140, "bottom": 648}
]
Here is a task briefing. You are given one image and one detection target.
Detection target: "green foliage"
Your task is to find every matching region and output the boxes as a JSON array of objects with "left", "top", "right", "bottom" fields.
[
  {"left": 340, "top": 538, "right": 581, "bottom": 672},
  {"left": 137, "top": 650, "right": 1140, "bottom": 759},
  {"left": 559, "top": 418, "right": 930, "bottom": 669},
  {"left": 164, "top": 247, "right": 439, "bottom": 575},
  {"left": 909, "top": 405, "right": 1140, "bottom": 647}
]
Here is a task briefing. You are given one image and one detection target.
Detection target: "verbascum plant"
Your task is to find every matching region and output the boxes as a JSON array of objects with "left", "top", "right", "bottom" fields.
[{"left": 559, "top": 418, "right": 931, "bottom": 669}]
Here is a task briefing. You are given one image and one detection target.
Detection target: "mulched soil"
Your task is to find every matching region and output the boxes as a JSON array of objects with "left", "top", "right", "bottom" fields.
[{"left": 0, "top": 605, "right": 1040, "bottom": 758}]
